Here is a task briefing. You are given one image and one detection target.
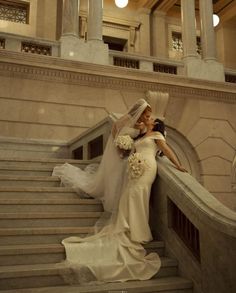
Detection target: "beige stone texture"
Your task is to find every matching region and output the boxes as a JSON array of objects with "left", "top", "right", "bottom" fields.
[
  {"left": 196, "top": 138, "right": 235, "bottom": 161},
  {"left": 187, "top": 118, "right": 236, "bottom": 149},
  {"left": 200, "top": 156, "right": 231, "bottom": 175},
  {"left": 212, "top": 192, "right": 236, "bottom": 211},
  {"left": 36, "top": 0, "right": 57, "bottom": 40},
  {"left": 202, "top": 175, "right": 232, "bottom": 192},
  {"left": 0, "top": 120, "right": 84, "bottom": 141},
  {"left": 199, "top": 100, "right": 229, "bottom": 120},
  {"left": 226, "top": 103, "right": 236, "bottom": 131},
  {"left": 166, "top": 98, "right": 200, "bottom": 136},
  {"left": 220, "top": 20, "right": 236, "bottom": 68}
]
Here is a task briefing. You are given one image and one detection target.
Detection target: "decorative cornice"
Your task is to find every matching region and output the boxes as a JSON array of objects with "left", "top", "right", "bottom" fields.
[{"left": 0, "top": 51, "right": 235, "bottom": 104}]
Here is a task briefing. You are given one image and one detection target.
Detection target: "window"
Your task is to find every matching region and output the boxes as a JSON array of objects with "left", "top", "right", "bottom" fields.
[{"left": 0, "top": 0, "right": 29, "bottom": 24}]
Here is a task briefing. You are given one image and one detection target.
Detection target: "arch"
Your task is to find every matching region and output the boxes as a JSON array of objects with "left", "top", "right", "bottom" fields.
[{"left": 165, "top": 125, "right": 202, "bottom": 183}]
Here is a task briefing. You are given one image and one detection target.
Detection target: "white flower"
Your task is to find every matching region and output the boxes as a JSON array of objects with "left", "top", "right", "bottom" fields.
[
  {"left": 127, "top": 153, "right": 147, "bottom": 179},
  {"left": 115, "top": 135, "right": 134, "bottom": 150}
]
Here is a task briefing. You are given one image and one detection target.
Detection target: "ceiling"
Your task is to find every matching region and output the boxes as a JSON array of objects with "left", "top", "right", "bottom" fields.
[{"left": 131, "top": 0, "right": 236, "bottom": 27}]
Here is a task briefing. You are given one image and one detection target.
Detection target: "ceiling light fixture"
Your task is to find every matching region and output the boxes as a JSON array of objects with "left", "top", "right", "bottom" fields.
[
  {"left": 213, "top": 14, "right": 220, "bottom": 27},
  {"left": 115, "top": 0, "right": 128, "bottom": 8}
]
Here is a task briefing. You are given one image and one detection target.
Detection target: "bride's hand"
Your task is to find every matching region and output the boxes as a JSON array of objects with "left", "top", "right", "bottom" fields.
[{"left": 176, "top": 165, "right": 188, "bottom": 172}]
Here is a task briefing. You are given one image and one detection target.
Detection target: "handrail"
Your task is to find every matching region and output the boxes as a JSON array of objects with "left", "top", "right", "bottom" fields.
[
  {"left": 157, "top": 156, "right": 236, "bottom": 237},
  {"left": 153, "top": 156, "right": 236, "bottom": 293}
]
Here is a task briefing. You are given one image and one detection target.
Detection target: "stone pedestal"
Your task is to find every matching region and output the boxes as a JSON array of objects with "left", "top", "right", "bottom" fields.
[
  {"left": 60, "top": 35, "right": 109, "bottom": 65},
  {"left": 180, "top": 57, "right": 225, "bottom": 82}
]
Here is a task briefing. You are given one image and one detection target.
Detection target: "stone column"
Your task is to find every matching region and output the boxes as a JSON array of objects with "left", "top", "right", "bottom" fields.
[
  {"left": 179, "top": 0, "right": 224, "bottom": 81},
  {"left": 62, "top": 0, "right": 79, "bottom": 37},
  {"left": 199, "top": 0, "right": 217, "bottom": 61},
  {"left": 152, "top": 10, "right": 167, "bottom": 58},
  {"left": 87, "top": 0, "right": 103, "bottom": 42},
  {"left": 180, "top": 0, "right": 197, "bottom": 59},
  {"left": 60, "top": 0, "right": 108, "bottom": 65},
  {"left": 138, "top": 8, "right": 151, "bottom": 55}
]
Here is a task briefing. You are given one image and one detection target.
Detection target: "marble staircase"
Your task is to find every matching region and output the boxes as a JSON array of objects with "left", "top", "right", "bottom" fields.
[{"left": 0, "top": 157, "right": 193, "bottom": 292}]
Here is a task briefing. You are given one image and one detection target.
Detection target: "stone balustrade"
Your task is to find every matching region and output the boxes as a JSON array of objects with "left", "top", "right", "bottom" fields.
[
  {"left": 0, "top": 32, "right": 59, "bottom": 57},
  {"left": 0, "top": 32, "right": 235, "bottom": 82},
  {"left": 151, "top": 156, "right": 236, "bottom": 293}
]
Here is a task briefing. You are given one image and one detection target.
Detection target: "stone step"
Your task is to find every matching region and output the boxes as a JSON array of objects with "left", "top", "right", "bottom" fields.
[
  {"left": 0, "top": 258, "right": 178, "bottom": 290},
  {"left": 0, "top": 212, "right": 103, "bottom": 228},
  {"left": 0, "top": 277, "right": 193, "bottom": 293},
  {"left": 0, "top": 227, "right": 94, "bottom": 245},
  {"left": 0, "top": 198, "right": 103, "bottom": 213},
  {"left": 0, "top": 175, "right": 61, "bottom": 187},
  {"left": 0, "top": 157, "right": 93, "bottom": 168},
  {"left": 0, "top": 241, "right": 165, "bottom": 266},
  {"left": 0, "top": 187, "right": 81, "bottom": 200},
  {"left": 0, "top": 165, "right": 54, "bottom": 176}
]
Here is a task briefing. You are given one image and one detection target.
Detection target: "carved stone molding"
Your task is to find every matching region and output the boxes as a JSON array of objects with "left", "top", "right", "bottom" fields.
[{"left": 0, "top": 51, "right": 235, "bottom": 104}]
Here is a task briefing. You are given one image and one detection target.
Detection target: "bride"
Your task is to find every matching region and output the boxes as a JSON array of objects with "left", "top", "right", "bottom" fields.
[{"left": 52, "top": 99, "right": 186, "bottom": 284}]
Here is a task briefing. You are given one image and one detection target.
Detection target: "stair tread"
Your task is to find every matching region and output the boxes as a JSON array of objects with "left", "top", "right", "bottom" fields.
[
  {"left": 1, "top": 277, "right": 192, "bottom": 293},
  {"left": 0, "top": 212, "right": 103, "bottom": 218},
  {"left": 0, "top": 199, "right": 101, "bottom": 205},
  {"left": 0, "top": 241, "right": 164, "bottom": 255},
  {"left": 0, "top": 257, "right": 177, "bottom": 276},
  {"left": 0, "top": 165, "right": 54, "bottom": 171},
  {"left": 0, "top": 157, "right": 94, "bottom": 164},
  {"left": 0, "top": 186, "right": 75, "bottom": 192},
  {"left": 0, "top": 226, "right": 94, "bottom": 235},
  {"left": 0, "top": 175, "right": 60, "bottom": 181}
]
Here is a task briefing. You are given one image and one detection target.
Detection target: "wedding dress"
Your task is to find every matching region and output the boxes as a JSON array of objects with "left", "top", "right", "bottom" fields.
[{"left": 56, "top": 133, "right": 165, "bottom": 284}]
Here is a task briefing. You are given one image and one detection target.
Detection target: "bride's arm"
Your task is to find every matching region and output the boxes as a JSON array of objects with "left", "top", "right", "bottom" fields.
[{"left": 155, "top": 140, "right": 187, "bottom": 172}]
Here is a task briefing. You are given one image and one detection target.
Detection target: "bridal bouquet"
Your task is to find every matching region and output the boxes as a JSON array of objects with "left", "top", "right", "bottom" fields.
[
  {"left": 128, "top": 152, "right": 147, "bottom": 179},
  {"left": 115, "top": 135, "right": 134, "bottom": 158}
]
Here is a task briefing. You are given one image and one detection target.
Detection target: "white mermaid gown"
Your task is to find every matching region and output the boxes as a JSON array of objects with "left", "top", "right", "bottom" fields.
[{"left": 53, "top": 134, "right": 164, "bottom": 283}]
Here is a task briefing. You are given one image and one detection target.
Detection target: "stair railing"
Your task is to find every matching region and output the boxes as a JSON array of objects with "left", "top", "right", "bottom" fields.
[{"left": 151, "top": 156, "right": 236, "bottom": 293}]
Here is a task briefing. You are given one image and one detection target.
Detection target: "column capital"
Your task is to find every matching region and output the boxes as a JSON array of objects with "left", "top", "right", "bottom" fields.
[{"left": 153, "top": 10, "right": 167, "bottom": 17}]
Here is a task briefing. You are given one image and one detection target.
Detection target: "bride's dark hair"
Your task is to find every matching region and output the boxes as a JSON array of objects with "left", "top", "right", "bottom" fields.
[{"left": 153, "top": 118, "right": 165, "bottom": 136}]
